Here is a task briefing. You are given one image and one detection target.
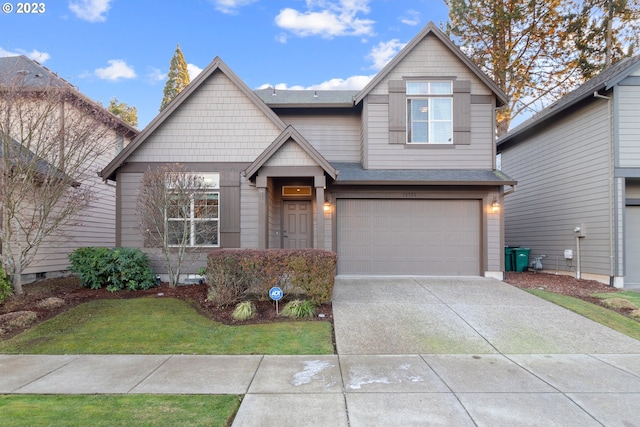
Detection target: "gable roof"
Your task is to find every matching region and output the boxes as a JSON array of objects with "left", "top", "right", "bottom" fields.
[
  {"left": 0, "top": 56, "right": 138, "bottom": 138},
  {"left": 498, "top": 54, "right": 640, "bottom": 146},
  {"left": 100, "top": 57, "right": 287, "bottom": 181},
  {"left": 355, "top": 21, "right": 508, "bottom": 106},
  {"left": 244, "top": 125, "right": 337, "bottom": 180}
]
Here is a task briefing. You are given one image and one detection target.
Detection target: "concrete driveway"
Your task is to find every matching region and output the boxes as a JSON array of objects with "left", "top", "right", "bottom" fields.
[{"left": 332, "top": 276, "right": 640, "bottom": 354}]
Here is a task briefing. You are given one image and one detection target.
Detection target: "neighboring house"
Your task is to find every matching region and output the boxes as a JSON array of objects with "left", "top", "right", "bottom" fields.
[
  {"left": 0, "top": 55, "right": 138, "bottom": 283},
  {"left": 498, "top": 55, "right": 640, "bottom": 287},
  {"left": 101, "top": 22, "right": 515, "bottom": 279}
]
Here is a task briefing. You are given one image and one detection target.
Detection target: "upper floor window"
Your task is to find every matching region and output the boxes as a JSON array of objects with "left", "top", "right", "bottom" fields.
[{"left": 406, "top": 81, "right": 453, "bottom": 144}]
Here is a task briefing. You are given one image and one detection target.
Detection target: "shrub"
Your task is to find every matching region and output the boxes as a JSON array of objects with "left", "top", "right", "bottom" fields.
[
  {"left": 0, "top": 265, "right": 12, "bottom": 305},
  {"left": 206, "top": 249, "right": 336, "bottom": 308},
  {"left": 232, "top": 301, "right": 256, "bottom": 321},
  {"left": 68, "top": 247, "right": 157, "bottom": 292},
  {"left": 68, "top": 247, "right": 114, "bottom": 289},
  {"left": 601, "top": 298, "right": 638, "bottom": 311},
  {"left": 281, "top": 299, "right": 315, "bottom": 319}
]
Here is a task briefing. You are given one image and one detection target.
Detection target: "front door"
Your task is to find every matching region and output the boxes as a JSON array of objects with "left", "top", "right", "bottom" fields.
[{"left": 283, "top": 201, "right": 312, "bottom": 248}]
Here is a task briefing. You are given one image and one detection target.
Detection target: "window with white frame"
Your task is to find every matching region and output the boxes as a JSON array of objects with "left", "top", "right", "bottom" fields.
[
  {"left": 406, "top": 81, "right": 453, "bottom": 144},
  {"left": 166, "top": 173, "right": 220, "bottom": 247}
]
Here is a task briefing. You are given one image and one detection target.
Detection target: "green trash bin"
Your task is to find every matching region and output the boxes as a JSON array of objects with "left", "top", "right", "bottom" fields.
[
  {"left": 514, "top": 248, "right": 531, "bottom": 272},
  {"left": 504, "top": 247, "right": 517, "bottom": 272}
]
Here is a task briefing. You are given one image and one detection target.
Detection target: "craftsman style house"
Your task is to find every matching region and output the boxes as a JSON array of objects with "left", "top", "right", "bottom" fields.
[
  {"left": 498, "top": 55, "right": 640, "bottom": 287},
  {"left": 0, "top": 56, "right": 138, "bottom": 284},
  {"left": 101, "top": 22, "right": 515, "bottom": 278}
]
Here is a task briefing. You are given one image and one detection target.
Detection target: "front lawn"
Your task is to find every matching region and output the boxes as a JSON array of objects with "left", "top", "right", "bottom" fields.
[
  {"left": 0, "top": 297, "right": 334, "bottom": 354},
  {"left": 526, "top": 289, "right": 640, "bottom": 340},
  {"left": 0, "top": 394, "right": 240, "bottom": 427}
]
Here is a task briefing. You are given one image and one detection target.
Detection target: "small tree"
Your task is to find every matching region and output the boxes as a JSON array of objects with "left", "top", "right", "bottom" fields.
[
  {"left": 107, "top": 97, "right": 138, "bottom": 127},
  {"left": 1, "top": 70, "right": 118, "bottom": 294},
  {"left": 136, "top": 163, "right": 215, "bottom": 287},
  {"left": 159, "top": 44, "right": 190, "bottom": 111}
]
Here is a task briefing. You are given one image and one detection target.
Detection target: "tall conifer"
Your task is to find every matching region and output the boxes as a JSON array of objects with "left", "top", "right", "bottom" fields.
[{"left": 160, "top": 44, "right": 190, "bottom": 111}]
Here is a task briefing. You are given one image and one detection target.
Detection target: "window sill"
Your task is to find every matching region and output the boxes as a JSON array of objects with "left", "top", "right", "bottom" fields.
[{"left": 403, "top": 143, "right": 456, "bottom": 149}]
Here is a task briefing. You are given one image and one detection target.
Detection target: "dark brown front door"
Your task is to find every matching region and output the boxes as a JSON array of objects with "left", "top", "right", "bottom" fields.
[{"left": 283, "top": 201, "right": 312, "bottom": 248}]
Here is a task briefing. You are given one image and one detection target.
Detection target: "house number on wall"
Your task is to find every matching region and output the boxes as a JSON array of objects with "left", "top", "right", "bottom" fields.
[{"left": 402, "top": 192, "right": 417, "bottom": 198}]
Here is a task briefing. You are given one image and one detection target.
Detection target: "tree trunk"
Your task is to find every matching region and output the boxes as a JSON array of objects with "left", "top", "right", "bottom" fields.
[{"left": 12, "top": 259, "right": 23, "bottom": 295}]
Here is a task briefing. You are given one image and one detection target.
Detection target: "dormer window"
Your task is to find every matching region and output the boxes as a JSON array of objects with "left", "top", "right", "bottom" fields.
[{"left": 406, "top": 81, "right": 453, "bottom": 144}]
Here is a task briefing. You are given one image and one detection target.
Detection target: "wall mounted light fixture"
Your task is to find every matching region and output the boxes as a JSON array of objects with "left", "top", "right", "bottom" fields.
[{"left": 491, "top": 197, "right": 500, "bottom": 214}]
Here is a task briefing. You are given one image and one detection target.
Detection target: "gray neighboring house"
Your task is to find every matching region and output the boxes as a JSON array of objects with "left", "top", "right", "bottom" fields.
[
  {"left": 101, "top": 22, "right": 516, "bottom": 279},
  {"left": 0, "top": 55, "right": 138, "bottom": 283},
  {"left": 498, "top": 55, "right": 640, "bottom": 287}
]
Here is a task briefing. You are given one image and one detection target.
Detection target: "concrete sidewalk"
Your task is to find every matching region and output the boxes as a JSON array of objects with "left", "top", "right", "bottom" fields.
[{"left": 2, "top": 276, "right": 640, "bottom": 426}]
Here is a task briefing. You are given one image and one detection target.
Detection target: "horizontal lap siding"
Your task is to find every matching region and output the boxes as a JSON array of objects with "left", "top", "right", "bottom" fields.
[
  {"left": 501, "top": 100, "right": 612, "bottom": 275},
  {"left": 618, "top": 86, "right": 640, "bottom": 167},
  {"left": 277, "top": 112, "right": 361, "bottom": 162},
  {"left": 366, "top": 104, "right": 494, "bottom": 169}
]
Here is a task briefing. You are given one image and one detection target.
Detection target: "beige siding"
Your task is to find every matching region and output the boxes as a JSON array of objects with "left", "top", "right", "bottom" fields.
[
  {"left": 118, "top": 172, "right": 145, "bottom": 248},
  {"left": 263, "top": 141, "right": 318, "bottom": 167},
  {"left": 501, "top": 100, "right": 613, "bottom": 276},
  {"left": 277, "top": 111, "right": 361, "bottom": 162},
  {"left": 369, "top": 34, "right": 491, "bottom": 97},
  {"left": 486, "top": 191, "right": 503, "bottom": 272},
  {"left": 366, "top": 103, "right": 495, "bottom": 169},
  {"left": 240, "top": 177, "right": 259, "bottom": 248},
  {"left": 618, "top": 86, "right": 640, "bottom": 167},
  {"left": 129, "top": 71, "right": 282, "bottom": 163},
  {"left": 21, "top": 128, "right": 126, "bottom": 277}
]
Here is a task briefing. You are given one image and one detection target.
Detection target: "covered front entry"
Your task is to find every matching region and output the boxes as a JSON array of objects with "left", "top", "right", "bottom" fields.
[{"left": 337, "top": 199, "right": 481, "bottom": 275}]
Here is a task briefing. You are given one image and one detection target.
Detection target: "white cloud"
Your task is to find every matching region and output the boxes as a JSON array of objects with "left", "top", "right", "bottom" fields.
[
  {"left": 258, "top": 74, "right": 373, "bottom": 91},
  {"left": 187, "top": 63, "right": 203, "bottom": 81},
  {"left": 0, "top": 47, "right": 51, "bottom": 63},
  {"left": 400, "top": 9, "right": 420, "bottom": 26},
  {"left": 69, "top": 0, "right": 112, "bottom": 22},
  {"left": 367, "top": 39, "right": 406, "bottom": 70},
  {"left": 146, "top": 67, "right": 166, "bottom": 83},
  {"left": 210, "top": 0, "right": 258, "bottom": 14},
  {"left": 94, "top": 59, "right": 136, "bottom": 81},
  {"left": 275, "top": 0, "right": 375, "bottom": 39}
]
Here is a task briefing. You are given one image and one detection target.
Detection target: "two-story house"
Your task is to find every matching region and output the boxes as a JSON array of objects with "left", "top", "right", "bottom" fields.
[
  {"left": 101, "top": 22, "right": 515, "bottom": 279},
  {"left": 0, "top": 55, "right": 138, "bottom": 285},
  {"left": 498, "top": 55, "right": 640, "bottom": 287}
]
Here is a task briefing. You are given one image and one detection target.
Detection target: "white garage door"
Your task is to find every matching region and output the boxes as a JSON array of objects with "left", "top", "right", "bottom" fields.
[
  {"left": 337, "top": 199, "right": 481, "bottom": 275},
  {"left": 626, "top": 206, "right": 640, "bottom": 284}
]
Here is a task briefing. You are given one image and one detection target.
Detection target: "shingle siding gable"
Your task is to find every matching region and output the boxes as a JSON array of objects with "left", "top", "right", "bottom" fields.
[{"left": 129, "top": 70, "right": 282, "bottom": 163}]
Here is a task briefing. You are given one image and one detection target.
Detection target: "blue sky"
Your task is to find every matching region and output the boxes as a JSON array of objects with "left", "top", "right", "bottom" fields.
[{"left": 1, "top": 0, "right": 450, "bottom": 128}]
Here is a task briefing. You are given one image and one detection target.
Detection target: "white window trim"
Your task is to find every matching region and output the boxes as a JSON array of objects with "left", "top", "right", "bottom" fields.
[
  {"left": 166, "top": 191, "right": 220, "bottom": 248},
  {"left": 406, "top": 81, "right": 453, "bottom": 144}
]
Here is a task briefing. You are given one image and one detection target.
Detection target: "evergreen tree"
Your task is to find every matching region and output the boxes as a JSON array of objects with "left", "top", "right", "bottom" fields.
[
  {"left": 160, "top": 44, "right": 190, "bottom": 111},
  {"left": 108, "top": 97, "right": 138, "bottom": 127},
  {"left": 568, "top": 0, "right": 640, "bottom": 79},
  {"left": 445, "top": 0, "right": 579, "bottom": 135}
]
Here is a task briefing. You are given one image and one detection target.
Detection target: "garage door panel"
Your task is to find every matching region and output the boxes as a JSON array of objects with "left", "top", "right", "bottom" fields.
[
  {"left": 626, "top": 206, "right": 640, "bottom": 284},
  {"left": 337, "top": 199, "right": 480, "bottom": 275}
]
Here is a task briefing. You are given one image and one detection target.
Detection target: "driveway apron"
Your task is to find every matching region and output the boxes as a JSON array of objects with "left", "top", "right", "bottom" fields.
[{"left": 332, "top": 276, "right": 640, "bottom": 354}]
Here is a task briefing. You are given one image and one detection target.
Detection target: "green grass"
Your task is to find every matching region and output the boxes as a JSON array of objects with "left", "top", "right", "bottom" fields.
[
  {"left": 0, "top": 394, "right": 240, "bottom": 427},
  {"left": 527, "top": 289, "right": 640, "bottom": 341},
  {"left": 592, "top": 291, "right": 640, "bottom": 307},
  {"left": 0, "top": 297, "right": 334, "bottom": 355}
]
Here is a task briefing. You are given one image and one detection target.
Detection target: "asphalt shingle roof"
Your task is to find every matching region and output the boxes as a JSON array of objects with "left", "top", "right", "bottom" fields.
[{"left": 332, "top": 162, "right": 516, "bottom": 185}]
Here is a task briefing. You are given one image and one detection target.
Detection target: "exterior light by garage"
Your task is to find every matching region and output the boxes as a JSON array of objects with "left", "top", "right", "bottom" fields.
[{"left": 491, "top": 197, "right": 500, "bottom": 214}]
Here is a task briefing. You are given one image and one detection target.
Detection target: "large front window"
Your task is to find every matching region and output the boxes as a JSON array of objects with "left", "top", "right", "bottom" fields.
[
  {"left": 166, "top": 173, "right": 220, "bottom": 247},
  {"left": 406, "top": 81, "right": 453, "bottom": 144}
]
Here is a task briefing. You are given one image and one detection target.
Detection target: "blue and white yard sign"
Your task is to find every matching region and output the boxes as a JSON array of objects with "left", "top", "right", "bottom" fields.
[{"left": 269, "top": 287, "right": 283, "bottom": 301}]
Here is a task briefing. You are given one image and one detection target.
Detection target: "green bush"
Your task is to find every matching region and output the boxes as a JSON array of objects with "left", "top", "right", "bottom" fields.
[
  {"left": 281, "top": 300, "right": 315, "bottom": 319},
  {"left": 68, "top": 247, "right": 157, "bottom": 292},
  {"left": 0, "top": 265, "right": 12, "bottom": 304},
  {"left": 232, "top": 301, "right": 256, "bottom": 321},
  {"left": 206, "top": 249, "right": 336, "bottom": 308}
]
